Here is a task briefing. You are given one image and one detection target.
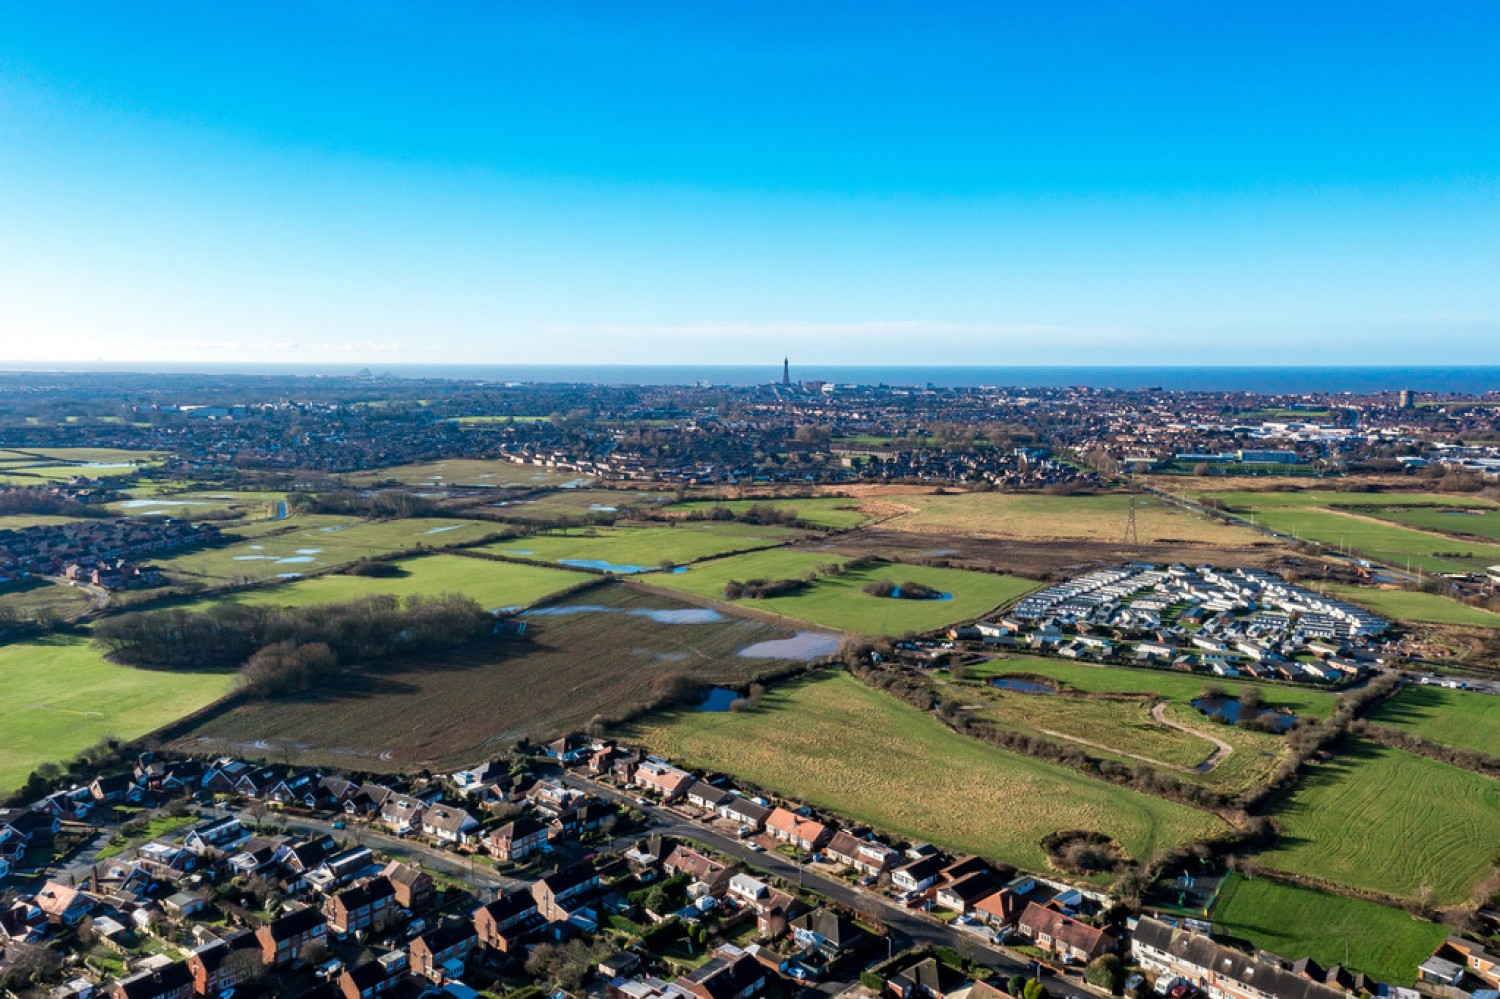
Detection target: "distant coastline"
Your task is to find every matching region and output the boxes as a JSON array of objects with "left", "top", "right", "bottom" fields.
[{"left": 5, "top": 362, "right": 1500, "bottom": 394}]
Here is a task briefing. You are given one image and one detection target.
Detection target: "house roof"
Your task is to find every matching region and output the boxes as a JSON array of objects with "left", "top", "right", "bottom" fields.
[
  {"left": 894, "top": 957, "right": 969, "bottom": 995},
  {"left": 974, "top": 889, "right": 1025, "bottom": 924},
  {"left": 791, "top": 907, "right": 864, "bottom": 949},
  {"left": 263, "top": 905, "right": 327, "bottom": 940},
  {"left": 1131, "top": 917, "right": 1349, "bottom": 999},
  {"left": 1020, "top": 902, "right": 1113, "bottom": 954}
]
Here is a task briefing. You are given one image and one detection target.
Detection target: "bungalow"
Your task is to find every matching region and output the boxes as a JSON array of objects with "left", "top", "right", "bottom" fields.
[
  {"left": 90, "top": 773, "right": 134, "bottom": 804},
  {"left": 378, "top": 793, "right": 427, "bottom": 834},
  {"left": 111, "top": 960, "right": 194, "bottom": 999},
  {"left": 726, "top": 873, "right": 798, "bottom": 936},
  {"left": 452, "top": 760, "right": 507, "bottom": 791},
  {"left": 686, "top": 784, "right": 735, "bottom": 812},
  {"left": 973, "top": 889, "right": 1026, "bottom": 929},
  {"left": 676, "top": 945, "right": 766, "bottom": 999},
  {"left": 891, "top": 854, "right": 946, "bottom": 894},
  {"left": 256, "top": 906, "right": 327, "bottom": 966},
  {"left": 935, "top": 872, "right": 1000, "bottom": 914},
  {"left": 633, "top": 759, "right": 697, "bottom": 802},
  {"left": 35, "top": 881, "right": 93, "bottom": 925},
  {"left": 473, "top": 891, "right": 540, "bottom": 952},
  {"left": 421, "top": 804, "right": 480, "bottom": 847},
  {"left": 183, "top": 817, "right": 248, "bottom": 856},
  {"left": 544, "top": 734, "right": 593, "bottom": 765},
  {"left": 765, "top": 808, "right": 831, "bottom": 852},
  {"left": 487, "top": 815, "right": 549, "bottom": 862},
  {"left": 888, "top": 956, "right": 969, "bottom": 999},
  {"left": 324, "top": 877, "right": 396, "bottom": 936},
  {"left": 825, "top": 831, "right": 898, "bottom": 876},
  {"left": 409, "top": 921, "right": 478, "bottom": 983},
  {"left": 662, "top": 845, "right": 731, "bottom": 897},
  {"left": 717, "top": 795, "right": 771, "bottom": 830},
  {"left": 1016, "top": 903, "right": 1114, "bottom": 963}
]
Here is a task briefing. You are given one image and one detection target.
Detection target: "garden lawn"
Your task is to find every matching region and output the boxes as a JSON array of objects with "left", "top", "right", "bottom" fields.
[
  {"left": 477, "top": 522, "right": 797, "bottom": 571},
  {"left": 1211, "top": 875, "right": 1447, "bottom": 986},
  {"left": 1369, "top": 685, "right": 1500, "bottom": 757},
  {"left": 630, "top": 673, "right": 1223, "bottom": 874},
  {"left": 1320, "top": 583, "right": 1500, "bottom": 627},
  {"left": 0, "top": 634, "right": 231, "bottom": 795},
  {"left": 1263, "top": 738, "right": 1500, "bottom": 904},
  {"left": 653, "top": 550, "right": 1035, "bottom": 635}
]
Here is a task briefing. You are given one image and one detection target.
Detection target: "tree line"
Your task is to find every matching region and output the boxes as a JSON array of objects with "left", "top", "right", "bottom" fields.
[{"left": 94, "top": 593, "right": 500, "bottom": 696}]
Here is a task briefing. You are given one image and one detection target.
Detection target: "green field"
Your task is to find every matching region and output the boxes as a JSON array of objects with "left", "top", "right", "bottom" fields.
[
  {"left": 0, "top": 579, "right": 96, "bottom": 621},
  {"left": 489, "top": 488, "right": 673, "bottom": 524},
  {"left": 1373, "top": 504, "right": 1500, "bottom": 541},
  {"left": 958, "top": 659, "right": 1333, "bottom": 794},
  {"left": 653, "top": 550, "right": 1036, "bottom": 636},
  {"left": 668, "top": 497, "right": 876, "bottom": 530},
  {"left": 630, "top": 673, "right": 1223, "bottom": 874},
  {"left": 1369, "top": 685, "right": 1500, "bottom": 757},
  {"left": 343, "top": 458, "right": 579, "bottom": 489},
  {"left": 1203, "top": 490, "right": 1500, "bottom": 572},
  {"left": 0, "top": 635, "right": 231, "bottom": 795},
  {"left": 154, "top": 515, "right": 505, "bottom": 582},
  {"left": 1211, "top": 875, "right": 1447, "bottom": 986},
  {"left": 478, "top": 522, "right": 797, "bottom": 570},
  {"left": 110, "top": 490, "right": 286, "bottom": 520},
  {"left": 1264, "top": 738, "right": 1500, "bottom": 904},
  {"left": 180, "top": 553, "right": 583, "bottom": 612},
  {"left": 882, "top": 491, "right": 1258, "bottom": 546},
  {"left": 174, "top": 584, "right": 812, "bottom": 771},
  {"left": 1320, "top": 582, "right": 1500, "bottom": 627},
  {"left": 0, "top": 513, "right": 82, "bottom": 530}
]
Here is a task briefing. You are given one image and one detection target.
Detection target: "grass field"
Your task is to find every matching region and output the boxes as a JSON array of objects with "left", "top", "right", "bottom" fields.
[
  {"left": 0, "top": 513, "right": 82, "bottom": 530},
  {"left": 109, "top": 490, "right": 286, "bottom": 520},
  {"left": 0, "top": 634, "right": 232, "bottom": 795},
  {"left": 343, "top": 458, "right": 579, "bottom": 489},
  {"left": 880, "top": 492, "right": 1258, "bottom": 545},
  {"left": 154, "top": 515, "right": 506, "bottom": 582},
  {"left": 1373, "top": 504, "right": 1500, "bottom": 542},
  {"left": 667, "top": 497, "right": 876, "bottom": 530},
  {"left": 1368, "top": 685, "right": 1500, "bottom": 757},
  {"left": 490, "top": 488, "right": 673, "bottom": 523},
  {"left": 181, "top": 553, "right": 584, "bottom": 612},
  {"left": 1319, "top": 582, "right": 1500, "bottom": 627},
  {"left": 1204, "top": 490, "right": 1500, "bottom": 573},
  {"left": 629, "top": 673, "right": 1223, "bottom": 874},
  {"left": 477, "top": 522, "right": 797, "bottom": 571},
  {"left": 1211, "top": 875, "right": 1447, "bottom": 986},
  {"left": 173, "top": 585, "right": 816, "bottom": 771},
  {"left": 652, "top": 550, "right": 1036, "bottom": 636},
  {"left": 957, "top": 659, "right": 1332, "bottom": 793},
  {"left": 971, "top": 658, "right": 1338, "bottom": 716},
  {"left": 1264, "top": 738, "right": 1500, "bottom": 904},
  {"left": 0, "top": 579, "right": 96, "bottom": 621}
]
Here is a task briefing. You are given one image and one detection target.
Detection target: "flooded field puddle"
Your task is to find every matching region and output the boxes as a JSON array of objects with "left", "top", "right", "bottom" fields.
[{"left": 738, "top": 631, "right": 842, "bottom": 660}]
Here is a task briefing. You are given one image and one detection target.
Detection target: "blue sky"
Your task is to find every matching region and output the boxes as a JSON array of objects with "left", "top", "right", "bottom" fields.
[{"left": 1, "top": 1, "right": 1497, "bottom": 366}]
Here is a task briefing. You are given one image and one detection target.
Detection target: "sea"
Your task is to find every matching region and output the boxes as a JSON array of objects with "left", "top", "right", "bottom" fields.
[{"left": 6, "top": 362, "right": 1500, "bottom": 394}]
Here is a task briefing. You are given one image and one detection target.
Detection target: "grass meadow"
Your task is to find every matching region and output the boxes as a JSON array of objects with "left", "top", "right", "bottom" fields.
[
  {"left": 1264, "top": 738, "right": 1500, "bottom": 904},
  {"left": 477, "top": 522, "right": 798, "bottom": 569},
  {"left": 0, "top": 634, "right": 231, "bottom": 795},
  {"left": 666, "top": 496, "right": 876, "bottom": 530},
  {"left": 652, "top": 550, "right": 1036, "bottom": 635},
  {"left": 630, "top": 672, "right": 1223, "bottom": 874},
  {"left": 879, "top": 491, "right": 1257, "bottom": 545},
  {"left": 1210, "top": 874, "right": 1447, "bottom": 986},
  {"left": 1319, "top": 582, "right": 1500, "bottom": 627},
  {"left": 1368, "top": 685, "right": 1500, "bottom": 757}
]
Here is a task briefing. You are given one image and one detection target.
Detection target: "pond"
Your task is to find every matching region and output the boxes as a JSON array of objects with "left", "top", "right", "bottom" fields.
[
  {"left": 887, "top": 585, "right": 952, "bottom": 601},
  {"left": 697, "top": 687, "right": 742, "bottom": 712},
  {"left": 738, "top": 631, "right": 843, "bottom": 660},
  {"left": 990, "top": 676, "right": 1057, "bottom": 694},
  {"left": 559, "top": 558, "right": 652, "bottom": 574},
  {"left": 1191, "top": 695, "right": 1297, "bottom": 732}
]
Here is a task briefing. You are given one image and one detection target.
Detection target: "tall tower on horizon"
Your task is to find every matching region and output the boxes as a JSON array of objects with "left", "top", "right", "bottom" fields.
[{"left": 782, "top": 357, "right": 791, "bottom": 386}]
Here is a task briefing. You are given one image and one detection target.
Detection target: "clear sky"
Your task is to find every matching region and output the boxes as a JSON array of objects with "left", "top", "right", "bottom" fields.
[{"left": 1, "top": 2, "right": 1497, "bottom": 367}]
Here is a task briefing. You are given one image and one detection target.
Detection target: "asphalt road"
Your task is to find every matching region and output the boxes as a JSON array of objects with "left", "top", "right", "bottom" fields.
[{"left": 558, "top": 772, "right": 1088, "bottom": 997}]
